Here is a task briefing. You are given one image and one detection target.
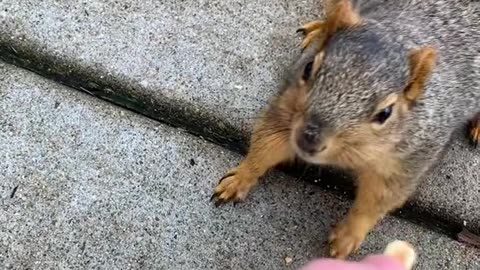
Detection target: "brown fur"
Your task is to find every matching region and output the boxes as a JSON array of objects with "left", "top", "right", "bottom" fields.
[
  {"left": 329, "top": 169, "right": 411, "bottom": 259},
  {"left": 469, "top": 112, "right": 480, "bottom": 147},
  {"left": 211, "top": 46, "right": 327, "bottom": 204},
  {"left": 212, "top": 83, "right": 309, "bottom": 204}
]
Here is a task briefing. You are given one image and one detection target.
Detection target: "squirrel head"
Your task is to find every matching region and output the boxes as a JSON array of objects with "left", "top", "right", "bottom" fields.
[{"left": 289, "top": 0, "right": 438, "bottom": 169}]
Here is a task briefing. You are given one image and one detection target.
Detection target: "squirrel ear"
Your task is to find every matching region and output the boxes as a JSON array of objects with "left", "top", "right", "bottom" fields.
[
  {"left": 325, "top": 0, "right": 362, "bottom": 34},
  {"left": 404, "top": 47, "right": 438, "bottom": 102}
]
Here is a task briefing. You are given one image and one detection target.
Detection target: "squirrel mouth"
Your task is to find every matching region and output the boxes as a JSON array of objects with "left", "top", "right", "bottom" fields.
[
  {"left": 295, "top": 150, "right": 325, "bottom": 165},
  {"left": 296, "top": 148, "right": 326, "bottom": 163},
  {"left": 291, "top": 136, "right": 328, "bottom": 164},
  {"left": 290, "top": 123, "right": 330, "bottom": 164}
]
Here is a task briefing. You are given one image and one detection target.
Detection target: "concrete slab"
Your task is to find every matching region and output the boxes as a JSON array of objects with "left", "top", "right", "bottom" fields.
[
  {"left": 1, "top": 0, "right": 322, "bottom": 150},
  {"left": 0, "top": 0, "right": 479, "bottom": 234},
  {"left": 1, "top": 63, "right": 479, "bottom": 269}
]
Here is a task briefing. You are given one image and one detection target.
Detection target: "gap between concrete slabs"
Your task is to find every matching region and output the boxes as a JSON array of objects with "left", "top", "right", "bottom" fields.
[
  {"left": 0, "top": 0, "right": 478, "bottom": 238},
  {"left": 0, "top": 40, "right": 247, "bottom": 153}
]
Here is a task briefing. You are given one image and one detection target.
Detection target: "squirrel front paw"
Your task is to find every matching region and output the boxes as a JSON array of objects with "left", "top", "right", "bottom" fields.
[
  {"left": 468, "top": 112, "right": 480, "bottom": 147},
  {"left": 211, "top": 167, "right": 258, "bottom": 207},
  {"left": 329, "top": 220, "right": 366, "bottom": 259},
  {"left": 297, "top": 20, "right": 326, "bottom": 50}
]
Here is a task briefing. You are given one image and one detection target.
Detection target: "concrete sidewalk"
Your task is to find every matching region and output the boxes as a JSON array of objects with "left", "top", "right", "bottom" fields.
[
  {"left": 1, "top": 0, "right": 479, "bottom": 234},
  {"left": 1, "top": 63, "right": 479, "bottom": 269}
]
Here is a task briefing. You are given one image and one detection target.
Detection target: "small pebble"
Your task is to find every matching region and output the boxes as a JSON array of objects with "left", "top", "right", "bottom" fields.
[{"left": 285, "top": 256, "right": 293, "bottom": 265}]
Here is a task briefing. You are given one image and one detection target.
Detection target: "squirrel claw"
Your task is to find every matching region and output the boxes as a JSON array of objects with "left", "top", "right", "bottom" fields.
[
  {"left": 211, "top": 169, "right": 255, "bottom": 207},
  {"left": 296, "top": 28, "right": 306, "bottom": 35},
  {"left": 298, "top": 20, "right": 326, "bottom": 50},
  {"left": 210, "top": 192, "right": 239, "bottom": 207},
  {"left": 211, "top": 191, "right": 229, "bottom": 207},
  {"left": 299, "top": 20, "right": 325, "bottom": 34},
  {"left": 214, "top": 198, "right": 226, "bottom": 207}
]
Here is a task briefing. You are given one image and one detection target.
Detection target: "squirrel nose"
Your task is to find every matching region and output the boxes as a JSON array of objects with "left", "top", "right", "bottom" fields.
[{"left": 297, "top": 124, "right": 322, "bottom": 154}]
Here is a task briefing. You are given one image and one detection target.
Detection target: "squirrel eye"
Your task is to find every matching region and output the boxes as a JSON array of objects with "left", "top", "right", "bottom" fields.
[
  {"left": 302, "top": 61, "right": 314, "bottom": 81},
  {"left": 374, "top": 105, "right": 393, "bottom": 124}
]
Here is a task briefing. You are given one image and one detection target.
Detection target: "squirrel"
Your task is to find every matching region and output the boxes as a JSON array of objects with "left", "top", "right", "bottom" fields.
[{"left": 212, "top": 0, "right": 480, "bottom": 259}]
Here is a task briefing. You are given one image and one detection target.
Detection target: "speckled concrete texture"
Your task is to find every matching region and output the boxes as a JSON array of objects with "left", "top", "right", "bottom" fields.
[
  {"left": 0, "top": 0, "right": 319, "bottom": 124},
  {"left": 0, "top": 0, "right": 323, "bottom": 151},
  {"left": 0, "top": 0, "right": 479, "bottom": 242},
  {"left": 1, "top": 63, "right": 479, "bottom": 269},
  {"left": 415, "top": 133, "right": 480, "bottom": 231}
]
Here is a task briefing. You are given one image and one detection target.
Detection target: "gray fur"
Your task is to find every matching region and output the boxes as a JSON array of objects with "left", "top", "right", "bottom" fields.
[{"left": 302, "top": 0, "right": 479, "bottom": 185}]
